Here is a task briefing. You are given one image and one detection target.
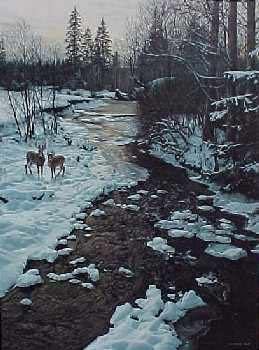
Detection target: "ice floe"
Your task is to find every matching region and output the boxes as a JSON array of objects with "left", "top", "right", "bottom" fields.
[
  {"left": 205, "top": 243, "right": 247, "bottom": 260},
  {"left": 20, "top": 298, "right": 33, "bottom": 306},
  {"left": 118, "top": 267, "right": 134, "bottom": 278},
  {"left": 16, "top": 269, "right": 43, "bottom": 288},
  {"left": 168, "top": 229, "right": 195, "bottom": 239},
  {"left": 147, "top": 237, "right": 175, "bottom": 254},
  {"left": 85, "top": 285, "right": 205, "bottom": 350},
  {"left": 90, "top": 209, "right": 106, "bottom": 217}
]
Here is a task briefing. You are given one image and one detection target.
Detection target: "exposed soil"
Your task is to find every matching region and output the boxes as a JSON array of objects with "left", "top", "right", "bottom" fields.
[{"left": 1, "top": 152, "right": 258, "bottom": 350}]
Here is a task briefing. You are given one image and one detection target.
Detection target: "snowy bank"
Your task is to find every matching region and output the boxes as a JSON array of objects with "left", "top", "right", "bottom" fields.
[{"left": 0, "top": 89, "right": 147, "bottom": 297}]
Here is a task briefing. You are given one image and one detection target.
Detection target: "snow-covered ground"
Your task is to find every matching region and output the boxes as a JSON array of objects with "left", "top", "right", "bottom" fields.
[
  {"left": 85, "top": 285, "right": 206, "bottom": 350},
  {"left": 0, "top": 88, "right": 147, "bottom": 297},
  {"left": 151, "top": 144, "right": 259, "bottom": 236}
]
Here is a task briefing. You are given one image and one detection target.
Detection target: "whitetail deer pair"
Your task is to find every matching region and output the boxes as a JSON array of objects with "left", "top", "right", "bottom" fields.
[{"left": 25, "top": 144, "right": 65, "bottom": 179}]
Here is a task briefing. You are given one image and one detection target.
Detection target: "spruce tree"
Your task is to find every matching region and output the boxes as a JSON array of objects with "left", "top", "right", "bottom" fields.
[
  {"left": 94, "top": 18, "right": 113, "bottom": 68},
  {"left": 65, "top": 6, "right": 83, "bottom": 65},
  {"left": 0, "top": 39, "right": 6, "bottom": 65},
  {"left": 147, "top": 7, "right": 168, "bottom": 54},
  {"left": 82, "top": 27, "right": 93, "bottom": 65}
]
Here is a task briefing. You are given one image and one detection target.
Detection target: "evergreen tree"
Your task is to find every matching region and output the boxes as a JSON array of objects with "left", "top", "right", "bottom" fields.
[
  {"left": 65, "top": 6, "right": 83, "bottom": 65},
  {"left": 146, "top": 7, "right": 168, "bottom": 54},
  {"left": 93, "top": 18, "right": 113, "bottom": 68},
  {"left": 0, "top": 39, "right": 6, "bottom": 65},
  {"left": 82, "top": 27, "right": 93, "bottom": 65}
]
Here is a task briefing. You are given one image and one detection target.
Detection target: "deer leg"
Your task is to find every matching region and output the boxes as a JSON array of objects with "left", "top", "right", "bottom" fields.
[
  {"left": 56, "top": 167, "right": 62, "bottom": 177},
  {"left": 25, "top": 164, "right": 28, "bottom": 174},
  {"left": 37, "top": 165, "right": 40, "bottom": 177},
  {"left": 28, "top": 162, "right": 33, "bottom": 175},
  {"left": 62, "top": 166, "right": 65, "bottom": 177}
]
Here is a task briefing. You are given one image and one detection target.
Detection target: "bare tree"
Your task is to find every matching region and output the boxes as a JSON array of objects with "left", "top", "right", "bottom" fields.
[
  {"left": 4, "top": 20, "right": 57, "bottom": 140},
  {"left": 210, "top": 0, "right": 220, "bottom": 76}
]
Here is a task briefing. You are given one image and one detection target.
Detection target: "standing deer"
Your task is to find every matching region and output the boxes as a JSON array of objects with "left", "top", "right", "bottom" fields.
[
  {"left": 25, "top": 144, "right": 46, "bottom": 176},
  {"left": 48, "top": 153, "right": 65, "bottom": 179}
]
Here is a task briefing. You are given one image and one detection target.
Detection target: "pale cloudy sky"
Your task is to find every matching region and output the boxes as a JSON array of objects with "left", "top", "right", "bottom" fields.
[{"left": 0, "top": 0, "right": 140, "bottom": 43}]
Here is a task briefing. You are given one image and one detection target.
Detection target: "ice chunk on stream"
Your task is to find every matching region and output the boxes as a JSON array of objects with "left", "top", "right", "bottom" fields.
[
  {"left": 20, "top": 298, "right": 33, "bottom": 306},
  {"left": 103, "top": 199, "right": 115, "bottom": 206},
  {"left": 205, "top": 243, "right": 247, "bottom": 260},
  {"left": 197, "top": 232, "right": 231, "bottom": 243},
  {"left": 168, "top": 229, "right": 194, "bottom": 239},
  {"left": 69, "top": 257, "right": 86, "bottom": 265},
  {"left": 147, "top": 237, "right": 175, "bottom": 254},
  {"left": 84, "top": 285, "right": 205, "bottom": 350},
  {"left": 128, "top": 194, "right": 141, "bottom": 201},
  {"left": 90, "top": 209, "right": 106, "bottom": 217},
  {"left": 47, "top": 272, "right": 73, "bottom": 282},
  {"left": 16, "top": 269, "right": 43, "bottom": 288},
  {"left": 119, "top": 267, "right": 134, "bottom": 277},
  {"left": 57, "top": 248, "right": 73, "bottom": 256}
]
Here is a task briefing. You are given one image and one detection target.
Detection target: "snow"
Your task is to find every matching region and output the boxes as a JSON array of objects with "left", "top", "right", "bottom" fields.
[
  {"left": 69, "top": 279, "right": 82, "bottom": 284},
  {"left": 197, "top": 205, "right": 215, "bottom": 213},
  {"left": 0, "top": 88, "right": 148, "bottom": 297},
  {"left": 82, "top": 282, "right": 94, "bottom": 289},
  {"left": 147, "top": 237, "right": 175, "bottom": 254},
  {"left": 224, "top": 71, "right": 259, "bottom": 82},
  {"left": 209, "top": 110, "right": 228, "bottom": 122},
  {"left": 168, "top": 230, "right": 194, "bottom": 239},
  {"left": 20, "top": 298, "right": 33, "bottom": 306},
  {"left": 57, "top": 239, "right": 68, "bottom": 246},
  {"left": 157, "top": 190, "right": 168, "bottom": 194},
  {"left": 155, "top": 220, "right": 180, "bottom": 230},
  {"left": 197, "top": 231, "right": 231, "bottom": 243},
  {"left": 47, "top": 272, "right": 73, "bottom": 282},
  {"left": 75, "top": 213, "right": 86, "bottom": 220},
  {"left": 48, "top": 265, "right": 99, "bottom": 283},
  {"left": 205, "top": 243, "right": 247, "bottom": 260},
  {"left": 243, "top": 162, "right": 259, "bottom": 174},
  {"left": 213, "top": 191, "right": 259, "bottom": 234},
  {"left": 128, "top": 194, "right": 141, "bottom": 201},
  {"left": 16, "top": 269, "right": 43, "bottom": 288},
  {"left": 86, "top": 264, "right": 100, "bottom": 282},
  {"left": 197, "top": 195, "right": 214, "bottom": 202},
  {"left": 67, "top": 235, "right": 77, "bottom": 241},
  {"left": 137, "top": 190, "right": 149, "bottom": 195},
  {"left": 57, "top": 248, "right": 73, "bottom": 256},
  {"left": 69, "top": 257, "right": 86, "bottom": 265},
  {"left": 85, "top": 285, "right": 205, "bottom": 350},
  {"left": 90, "top": 209, "right": 106, "bottom": 217},
  {"left": 103, "top": 199, "right": 116, "bottom": 206},
  {"left": 126, "top": 204, "right": 140, "bottom": 212},
  {"left": 151, "top": 194, "right": 159, "bottom": 199},
  {"left": 118, "top": 267, "right": 134, "bottom": 277},
  {"left": 195, "top": 275, "right": 217, "bottom": 286}
]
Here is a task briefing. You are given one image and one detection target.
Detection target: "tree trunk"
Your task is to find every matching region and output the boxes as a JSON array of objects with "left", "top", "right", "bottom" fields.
[
  {"left": 210, "top": 0, "right": 220, "bottom": 76},
  {"left": 247, "top": 0, "right": 256, "bottom": 68},
  {"left": 228, "top": 1, "right": 238, "bottom": 71}
]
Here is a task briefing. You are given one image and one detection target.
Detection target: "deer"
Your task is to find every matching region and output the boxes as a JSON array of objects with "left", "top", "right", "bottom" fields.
[
  {"left": 25, "top": 144, "right": 46, "bottom": 176},
  {"left": 48, "top": 153, "right": 65, "bottom": 179}
]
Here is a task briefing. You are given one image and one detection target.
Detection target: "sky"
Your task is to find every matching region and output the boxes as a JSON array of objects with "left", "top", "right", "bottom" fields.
[{"left": 0, "top": 0, "right": 140, "bottom": 44}]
